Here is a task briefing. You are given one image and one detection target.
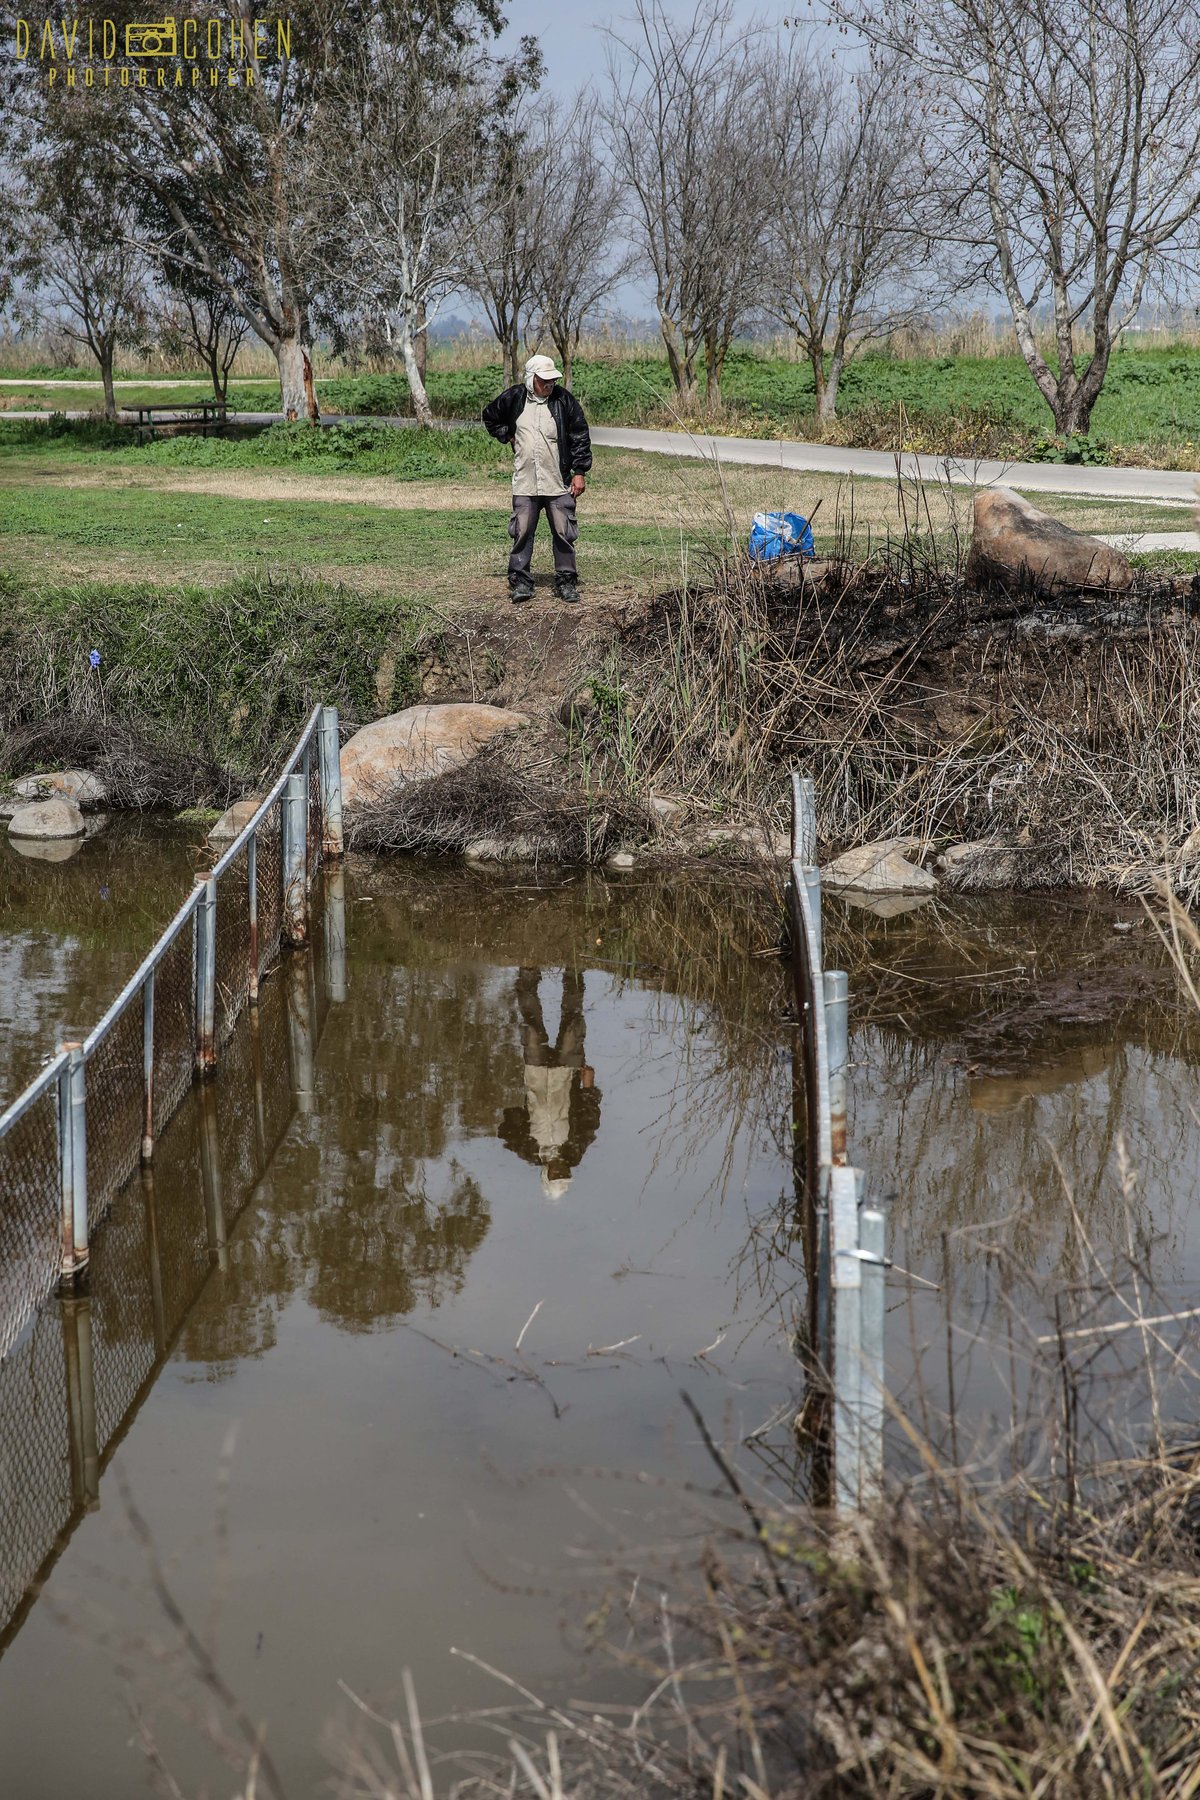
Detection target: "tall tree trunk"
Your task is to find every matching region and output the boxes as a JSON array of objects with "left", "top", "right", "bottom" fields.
[
  {"left": 806, "top": 342, "right": 828, "bottom": 423},
  {"left": 818, "top": 349, "right": 845, "bottom": 423},
  {"left": 401, "top": 322, "right": 435, "bottom": 427},
  {"left": 703, "top": 330, "right": 723, "bottom": 414},
  {"left": 100, "top": 349, "right": 117, "bottom": 420},
  {"left": 278, "top": 335, "right": 319, "bottom": 422},
  {"left": 660, "top": 316, "right": 698, "bottom": 409},
  {"left": 415, "top": 298, "right": 428, "bottom": 384}
]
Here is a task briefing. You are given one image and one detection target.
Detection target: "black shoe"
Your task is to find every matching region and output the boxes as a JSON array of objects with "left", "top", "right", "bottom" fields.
[
  {"left": 556, "top": 578, "right": 580, "bottom": 604},
  {"left": 510, "top": 575, "right": 534, "bottom": 603}
]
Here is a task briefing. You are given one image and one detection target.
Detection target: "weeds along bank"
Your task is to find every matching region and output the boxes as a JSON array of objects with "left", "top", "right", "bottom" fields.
[{"left": 6, "top": 543, "right": 1200, "bottom": 899}]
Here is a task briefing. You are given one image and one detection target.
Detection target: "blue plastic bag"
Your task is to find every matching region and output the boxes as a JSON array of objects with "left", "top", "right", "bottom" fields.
[{"left": 748, "top": 510, "right": 815, "bottom": 562}]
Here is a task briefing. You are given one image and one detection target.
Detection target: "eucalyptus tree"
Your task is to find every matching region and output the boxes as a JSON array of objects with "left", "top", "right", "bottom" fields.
[{"left": 839, "top": 0, "right": 1200, "bottom": 436}]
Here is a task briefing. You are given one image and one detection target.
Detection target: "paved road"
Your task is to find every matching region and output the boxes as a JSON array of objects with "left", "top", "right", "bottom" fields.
[{"left": 6, "top": 404, "right": 1197, "bottom": 505}]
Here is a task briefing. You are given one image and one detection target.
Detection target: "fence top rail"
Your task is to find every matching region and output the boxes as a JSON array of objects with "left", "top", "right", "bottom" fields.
[
  {"left": 81, "top": 884, "right": 201, "bottom": 1060},
  {"left": 209, "top": 703, "right": 323, "bottom": 883},
  {"left": 0, "top": 1051, "right": 69, "bottom": 1138},
  {"left": 1, "top": 705, "right": 328, "bottom": 1124}
]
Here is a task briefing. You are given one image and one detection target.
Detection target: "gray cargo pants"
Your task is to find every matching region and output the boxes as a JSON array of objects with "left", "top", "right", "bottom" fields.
[{"left": 508, "top": 493, "right": 578, "bottom": 582}]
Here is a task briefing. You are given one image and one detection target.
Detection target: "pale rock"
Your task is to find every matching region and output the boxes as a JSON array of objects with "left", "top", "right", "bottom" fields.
[
  {"left": 649, "top": 795, "right": 684, "bottom": 823},
  {"left": 966, "top": 487, "right": 1133, "bottom": 595},
  {"left": 607, "top": 851, "right": 636, "bottom": 871},
  {"left": 8, "top": 797, "right": 86, "bottom": 841},
  {"left": 936, "top": 840, "right": 1019, "bottom": 888},
  {"left": 463, "top": 835, "right": 542, "bottom": 862},
  {"left": 341, "top": 703, "right": 528, "bottom": 810},
  {"left": 823, "top": 841, "right": 936, "bottom": 894},
  {"left": 699, "top": 824, "right": 791, "bottom": 862},
  {"left": 207, "top": 796, "right": 265, "bottom": 847},
  {"left": 12, "top": 768, "right": 107, "bottom": 809},
  {"left": 8, "top": 835, "right": 83, "bottom": 864}
]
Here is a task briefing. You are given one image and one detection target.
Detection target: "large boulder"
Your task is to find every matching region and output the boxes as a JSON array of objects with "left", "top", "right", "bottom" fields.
[
  {"left": 8, "top": 797, "right": 86, "bottom": 840},
  {"left": 12, "top": 768, "right": 107, "bottom": 809},
  {"left": 823, "top": 839, "right": 936, "bottom": 894},
  {"left": 340, "top": 703, "right": 528, "bottom": 810},
  {"left": 966, "top": 487, "right": 1133, "bottom": 595}
]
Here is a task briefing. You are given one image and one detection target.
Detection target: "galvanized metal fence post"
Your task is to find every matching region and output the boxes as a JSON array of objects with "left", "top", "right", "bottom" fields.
[
  {"left": 830, "top": 1164, "right": 865, "bottom": 1512},
  {"left": 195, "top": 875, "right": 217, "bottom": 1073},
  {"left": 859, "top": 1201, "right": 888, "bottom": 1508},
  {"left": 319, "top": 704, "right": 344, "bottom": 859},
  {"left": 791, "top": 771, "right": 817, "bottom": 864},
  {"left": 247, "top": 828, "right": 260, "bottom": 1004},
  {"left": 823, "top": 970, "right": 849, "bottom": 1166},
  {"left": 141, "top": 968, "right": 155, "bottom": 1162},
  {"left": 800, "top": 866, "right": 823, "bottom": 972},
  {"left": 59, "top": 1043, "right": 89, "bottom": 1280},
  {"left": 57, "top": 1047, "right": 78, "bottom": 1285},
  {"left": 283, "top": 770, "right": 308, "bottom": 946}
]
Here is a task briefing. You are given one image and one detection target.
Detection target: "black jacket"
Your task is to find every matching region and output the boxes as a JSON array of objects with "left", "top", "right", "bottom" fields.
[{"left": 481, "top": 383, "right": 593, "bottom": 487}]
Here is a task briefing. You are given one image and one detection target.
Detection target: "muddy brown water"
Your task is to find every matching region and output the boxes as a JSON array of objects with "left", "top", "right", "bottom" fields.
[{"left": 0, "top": 828, "right": 1197, "bottom": 1797}]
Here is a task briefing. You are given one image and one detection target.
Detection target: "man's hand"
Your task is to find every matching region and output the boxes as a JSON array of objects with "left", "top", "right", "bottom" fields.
[{"left": 570, "top": 474, "right": 586, "bottom": 499}]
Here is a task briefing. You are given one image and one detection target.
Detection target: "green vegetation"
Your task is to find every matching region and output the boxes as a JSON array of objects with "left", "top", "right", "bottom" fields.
[{"left": 9, "top": 344, "right": 1200, "bottom": 463}]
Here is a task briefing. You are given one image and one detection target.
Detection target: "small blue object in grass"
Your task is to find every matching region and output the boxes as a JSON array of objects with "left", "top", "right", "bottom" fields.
[
  {"left": 88, "top": 649, "right": 101, "bottom": 669},
  {"left": 748, "top": 510, "right": 815, "bottom": 562}
]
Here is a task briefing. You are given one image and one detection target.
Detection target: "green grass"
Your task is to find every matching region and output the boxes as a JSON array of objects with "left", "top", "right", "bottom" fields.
[{"left": 10, "top": 345, "right": 1200, "bottom": 459}]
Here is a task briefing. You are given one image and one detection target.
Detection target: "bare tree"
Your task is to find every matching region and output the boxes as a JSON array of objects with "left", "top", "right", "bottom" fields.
[
  {"left": 840, "top": 0, "right": 1200, "bottom": 437},
  {"left": 602, "top": 0, "right": 768, "bottom": 412},
  {"left": 760, "top": 52, "right": 936, "bottom": 422},
  {"left": 460, "top": 73, "right": 548, "bottom": 389},
  {"left": 318, "top": 2, "right": 526, "bottom": 425},
  {"left": 525, "top": 97, "right": 631, "bottom": 390},
  {"left": 159, "top": 273, "right": 251, "bottom": 403},
  {"left": 13, "top": 149, "right": 148, "bottom": 419}
]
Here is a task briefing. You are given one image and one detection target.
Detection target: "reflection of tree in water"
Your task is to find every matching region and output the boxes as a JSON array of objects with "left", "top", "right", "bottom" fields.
[{"left": 302, "top": 1165, "right": 488, "bottom": 1331}]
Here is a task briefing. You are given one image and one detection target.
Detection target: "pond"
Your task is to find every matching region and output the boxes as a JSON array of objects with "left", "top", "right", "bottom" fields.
[{"left": 0, "top": 832, "right": 1195, "bottom": 1797}]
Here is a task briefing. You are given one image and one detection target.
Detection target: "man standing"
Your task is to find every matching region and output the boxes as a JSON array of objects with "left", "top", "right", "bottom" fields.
[{"left": 482, "top": 353, "right": 592, "bottom": 605}]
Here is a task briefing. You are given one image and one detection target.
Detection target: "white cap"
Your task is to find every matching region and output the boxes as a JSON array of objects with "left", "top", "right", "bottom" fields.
[
  {"left": 540, "top": 1166, "right": 572, "bottom": 1200},
  {"left": 525, "top": 353, "right": 562, "bottom": 383}
]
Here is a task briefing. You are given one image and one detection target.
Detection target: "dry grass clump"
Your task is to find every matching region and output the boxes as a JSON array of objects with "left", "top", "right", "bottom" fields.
[
  {"left": 0, "top": 713, "right": 244, "bottom": 809},
  {"left": 345, "top": 750, "right": 653, "bottom": 864}
]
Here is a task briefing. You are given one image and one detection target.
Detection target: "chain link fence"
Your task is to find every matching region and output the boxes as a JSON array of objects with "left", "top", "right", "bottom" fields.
[
  {"left": 0, "top": 949, "right": 334, "bottom": 1652},
  {"left": 0, "top": 704, "right": 342, "bottom": 1363}
]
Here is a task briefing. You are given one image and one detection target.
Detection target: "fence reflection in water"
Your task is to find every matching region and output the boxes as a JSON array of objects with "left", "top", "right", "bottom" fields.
[{"left": 0, "top": 880, "right": 343, "bottom": 1653}]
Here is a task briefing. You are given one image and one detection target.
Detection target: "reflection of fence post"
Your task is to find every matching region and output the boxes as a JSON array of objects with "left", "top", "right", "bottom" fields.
[
  {"left": 250, "top": 1004, "right": 267, "bottom": 1174},
  {"left": 287, "top": 949, "right": 316, "bottom": 1115},
  {"left": 195, "top": 876, "right": 217, "bottom": 1074},
  {"left": 800, "top": 866, "right": 823, "bottom": 973},
  {"left": 859, "top": 1202, "right": 887, "bottom": 1507},
  {"left": 248, "top": 829, "right": 260, "bottom": 1005},
  {"left": 142, "top": 1168, "right": 167, "bottom": 1357},
  {"left": 282, "top": 772, "right": 308, "bottom": 947},
  {"left": 62, "top": 1294, "right": 99, "bottom": 1511},
  {"left": 141, "top": 969, "right": 155, "bottom": 1163},
  {"left": 823, "top": 971, "right": 849, "bottom": 1166},
  {"left": 198, "top": 1083, "right": 228, "bottom": 1273},
  {"left": 323, "top": 866, "right": 348, "bottom": 1004},
  {"left": 319, "top": 704, "right": 344, "bottom": 859},
  {"left": 791, "top": 772, "right": 817, "bottom": 864}
]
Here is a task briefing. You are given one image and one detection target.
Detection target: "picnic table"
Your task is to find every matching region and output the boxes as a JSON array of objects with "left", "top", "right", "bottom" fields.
[{"left": 119, "top": 400, "right": 229, "bottom": 441}]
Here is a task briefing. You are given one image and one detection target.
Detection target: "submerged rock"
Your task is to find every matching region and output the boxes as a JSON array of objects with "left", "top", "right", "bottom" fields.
[
  {"left": 966, "top": 487, "right": 1133, "bottom": 595},
  {"left": 12, "top": 769, "right": 107, "bottom": 810},
  {"left": 823, "top": 840, "right": 936, "bottom": 894},
  {"left": 8, "top": 797, "right": 87, "bottom": 841},
  {"left": 341, "top": 703, "right": 528, "bottom": 810},
  {"left": 8, "top": 834, "right": 83, "bottom": 864},
  {"left": 207, "top": 796, "right": 264, "bottom": 847}
]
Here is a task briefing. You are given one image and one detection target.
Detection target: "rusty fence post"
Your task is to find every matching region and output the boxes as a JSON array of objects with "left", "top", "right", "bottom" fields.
[
  {"left": 141, "top": 968, "right": 155, "bottom": 1163},
  {"left": 195, "top": 875, "right": 217, "bottom": 1074},
  {"left": 282, "top": 771, "right": 308, "bottom": 946},
  {"left": 319, "top": 704, "right": 344, "bottom": 859}
]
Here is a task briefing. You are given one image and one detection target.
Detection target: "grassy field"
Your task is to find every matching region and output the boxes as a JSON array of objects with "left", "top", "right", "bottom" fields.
[
  {"left": 7, "top": 343, "right": 1200, "bottom": 465},
  {"left": 1, "top": 419, "right": 1192, "bottom": 605}
]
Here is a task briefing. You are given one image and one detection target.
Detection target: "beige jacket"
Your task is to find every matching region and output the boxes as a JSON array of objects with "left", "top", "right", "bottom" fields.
[{"left": 512, "top": 393, "right": 567, "bottom": 497}]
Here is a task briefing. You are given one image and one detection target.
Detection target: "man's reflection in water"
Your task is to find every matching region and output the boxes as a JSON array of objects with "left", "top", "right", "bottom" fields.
[{"left": 499, "top": 966, "right": 601, "bottom": 1197}]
